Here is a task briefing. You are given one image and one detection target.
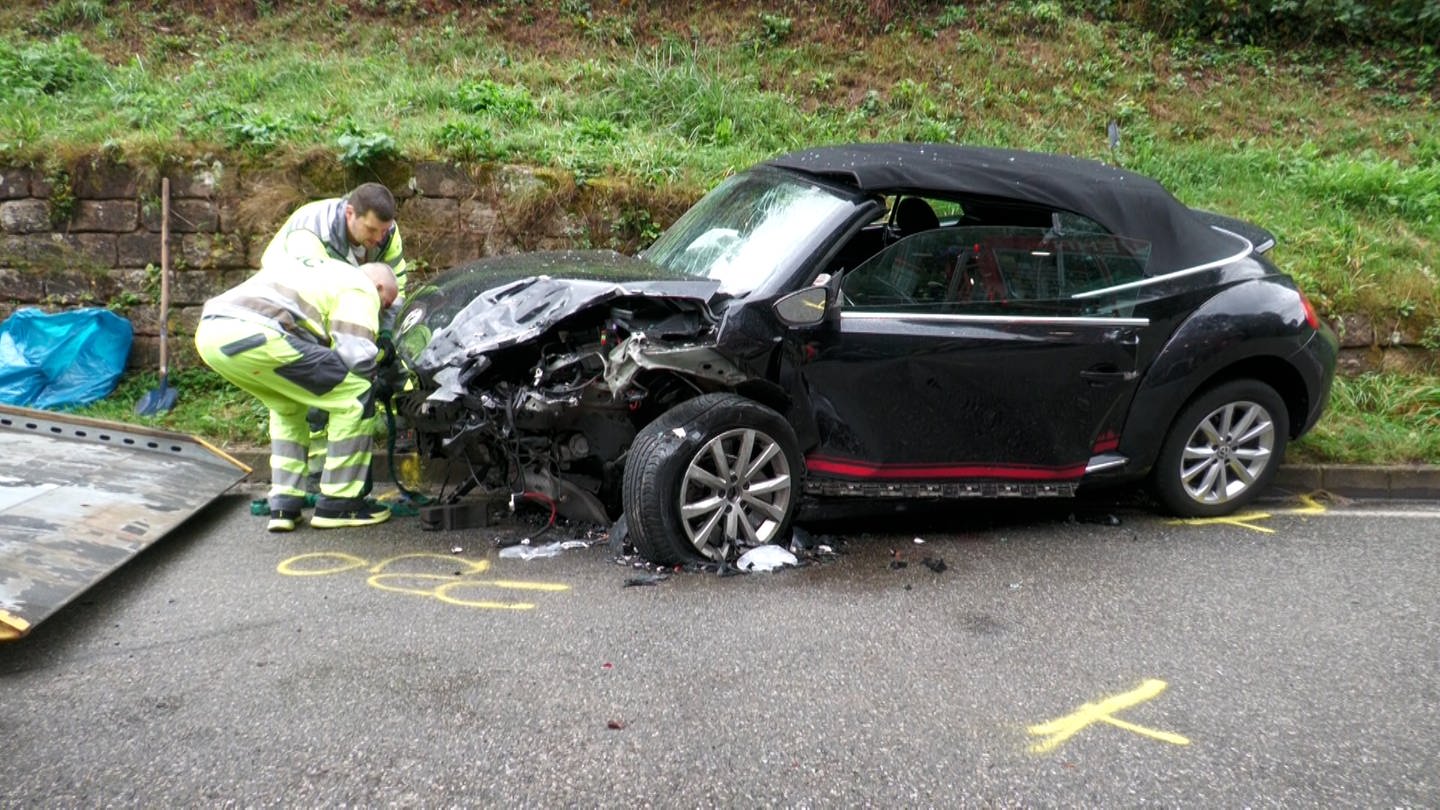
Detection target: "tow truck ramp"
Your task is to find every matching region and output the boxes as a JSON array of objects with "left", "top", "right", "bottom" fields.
[{"left": 0, "top": 404, "right": 250, "bottom": 642}]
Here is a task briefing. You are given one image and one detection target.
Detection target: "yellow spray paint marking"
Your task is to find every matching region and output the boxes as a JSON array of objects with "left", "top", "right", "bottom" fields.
[
  {"left": 277, "top": 552, "right": 369, "bottom": 576},
  {"left": 1028, "top": 679, "right": 1190, "bottom": 754},
  {"left": 1166, "top": 492, "right": 1328, "bottom": 534},
  {"left": 277, "top": 551, "right": 569, "bottom": 611}
]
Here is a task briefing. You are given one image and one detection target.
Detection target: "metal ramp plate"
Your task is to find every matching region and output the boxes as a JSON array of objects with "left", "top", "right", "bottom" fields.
[{"left": 0, "top": 404, "right": 250, "bottom": 642}]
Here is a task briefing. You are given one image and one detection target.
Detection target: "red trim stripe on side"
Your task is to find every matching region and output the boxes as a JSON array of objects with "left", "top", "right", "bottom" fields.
[{"left": 805, "top": 455, "right": 1087, "bottom": 481}]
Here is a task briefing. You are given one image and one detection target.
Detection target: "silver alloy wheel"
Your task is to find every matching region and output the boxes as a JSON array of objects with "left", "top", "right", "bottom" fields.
[
  {"left": 678, "top": 427, "right": 793, "bottom": 560},
  {"left": 1178, "top": 399, "right": 1276, "bottom": 506}
]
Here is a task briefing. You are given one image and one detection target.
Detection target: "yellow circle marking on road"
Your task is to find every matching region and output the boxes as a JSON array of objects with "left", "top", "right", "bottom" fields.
[
  {"left": 278, "top": 551, "right": 568, "bottom": 611},
  {"left": 366, "top": 552, "right": 491, "bottom": 576},
  {"left": 277, "top": 552, "right": 368, "bottom": 576}
]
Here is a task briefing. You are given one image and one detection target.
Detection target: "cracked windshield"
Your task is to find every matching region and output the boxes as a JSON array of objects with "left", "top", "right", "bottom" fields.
[{"left": 643, "top": 172, "right": 852, "bottom": 294}]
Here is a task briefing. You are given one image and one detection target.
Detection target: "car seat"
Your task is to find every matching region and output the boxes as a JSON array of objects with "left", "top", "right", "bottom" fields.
[{"left": 892, "top": 197, "right": 940, "bottom": 237}]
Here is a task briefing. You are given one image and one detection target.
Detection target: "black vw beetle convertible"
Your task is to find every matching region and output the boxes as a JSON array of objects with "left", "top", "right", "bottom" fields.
[{"left": 393, "top": 143, "right": 1338, "bottom": 564}]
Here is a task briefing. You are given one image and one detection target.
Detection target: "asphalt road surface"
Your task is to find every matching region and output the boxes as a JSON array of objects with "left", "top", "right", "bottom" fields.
[{"left": 3, "top": 487, "right": 1437, "bottom": 807}]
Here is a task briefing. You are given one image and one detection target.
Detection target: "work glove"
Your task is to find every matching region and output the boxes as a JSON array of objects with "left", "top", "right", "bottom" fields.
[
  {"left": 376, "top": 331, "right": 397, "bottom": 368},
  {"left": 373, "top": 373, "right": 395, "bottom": 403}
]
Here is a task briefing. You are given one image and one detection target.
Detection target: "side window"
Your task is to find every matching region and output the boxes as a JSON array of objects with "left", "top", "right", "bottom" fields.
[
  {"left": 842, "top": 230, "right": 963, "bottom": 311},
  {"left": 1054, "top": 212, "right": 1109, "bottom": 235},
  {"left": 843, "top": 226, "right": 1151, "bottom": 316}
]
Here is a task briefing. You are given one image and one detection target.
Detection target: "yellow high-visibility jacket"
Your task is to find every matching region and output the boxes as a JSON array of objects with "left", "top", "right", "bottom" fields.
[
  {"left": 201, "top": 255, "right": 382, "bottom": 376},
  {"left": 261, "top": 196, "right": 408, "bottom": 298}
]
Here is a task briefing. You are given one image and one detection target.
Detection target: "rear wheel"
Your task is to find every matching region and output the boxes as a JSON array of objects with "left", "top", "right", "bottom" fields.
[
  {"left": 623, "top": 394, "right": 803, "bottom": 565},
  {"left": 1153, "top": 379, "right": 1289, "bottom": 517}
]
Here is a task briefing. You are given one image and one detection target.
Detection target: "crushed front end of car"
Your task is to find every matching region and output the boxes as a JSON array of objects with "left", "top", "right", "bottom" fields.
[{"left": 393, "top": 250, "right": 740, "bottom": 525}]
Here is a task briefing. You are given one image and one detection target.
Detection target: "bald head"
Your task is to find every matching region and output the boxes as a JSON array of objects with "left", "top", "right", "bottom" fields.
[{"left": 360, "top": 262, "right": 398, "bottom": 309}]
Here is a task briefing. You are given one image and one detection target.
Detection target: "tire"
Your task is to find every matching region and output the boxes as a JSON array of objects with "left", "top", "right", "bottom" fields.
[
  {"left": 1152, "top": 379, "right": 1289, "bottom": 517},
  {"left": 623, "top": 393, "right": 804, "bottom": 565}
]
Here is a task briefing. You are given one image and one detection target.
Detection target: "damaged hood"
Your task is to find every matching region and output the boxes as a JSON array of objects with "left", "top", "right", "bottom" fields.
[{"left": 397, "top": 250, "right": 723, "bottom": 388}]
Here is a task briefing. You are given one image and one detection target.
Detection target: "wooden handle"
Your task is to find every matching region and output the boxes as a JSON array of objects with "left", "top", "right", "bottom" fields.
[{"left": 159, "top": 177, "right": 170, "bottom": 377}]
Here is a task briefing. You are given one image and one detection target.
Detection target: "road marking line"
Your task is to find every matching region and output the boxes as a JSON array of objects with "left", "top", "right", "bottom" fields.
[
  {"left": 1028, "top": 679, "right": 1190, "bottom": 754},
  {"left": 1170, "top": 493, "right": 1440, "bottom": 532},
  {"left": 1304, "top": 508, "right": 1440, "bottom": 519}
]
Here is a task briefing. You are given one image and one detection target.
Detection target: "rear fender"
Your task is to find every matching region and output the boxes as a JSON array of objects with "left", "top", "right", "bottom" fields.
[{"left": 1120, "top": 277, "right": 1314, "bottom": 473}]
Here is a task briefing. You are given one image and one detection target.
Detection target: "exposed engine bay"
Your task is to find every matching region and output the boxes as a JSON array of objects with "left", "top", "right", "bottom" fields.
[{"left": 396, "top": 278, "right": 748, "bottom": 525}]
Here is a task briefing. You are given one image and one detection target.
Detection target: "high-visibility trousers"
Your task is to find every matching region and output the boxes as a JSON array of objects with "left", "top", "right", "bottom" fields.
[
  {"left": 304, "top": 411, "right": 384, "bottom": 493},
  {"left": 195, "top": 317, "right": 376, "bottom": 511}
]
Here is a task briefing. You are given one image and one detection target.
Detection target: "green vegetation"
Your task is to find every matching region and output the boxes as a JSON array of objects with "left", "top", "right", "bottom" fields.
[
  {"left": 1289, "top": 373, "right": 1440, "bottom": 464},
  {"left": 4, "top": 0, "right": 1437, "bottom": 462},
  {"left": 73, "top": 368, "right": 268, "bottom": 446}
]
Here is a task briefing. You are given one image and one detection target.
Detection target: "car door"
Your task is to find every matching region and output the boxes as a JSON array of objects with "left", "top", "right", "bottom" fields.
[{"left": 797, "top": 225, "right": 1154, "bottom": 488}]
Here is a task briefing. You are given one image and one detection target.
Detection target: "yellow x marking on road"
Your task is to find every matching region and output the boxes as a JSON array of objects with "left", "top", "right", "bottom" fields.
[
  {"left": 1028, "top": 679, "right": 1190, "bottom": 754},
  {"left": 1166, "top": 492, "right": 1328, "bottom": 534}
]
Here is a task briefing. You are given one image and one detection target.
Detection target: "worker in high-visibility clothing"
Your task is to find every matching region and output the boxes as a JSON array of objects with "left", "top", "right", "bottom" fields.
[
  {"left": 261, "top": 182, "right": 407, "bottom": 298},
  {"left": 260, "top": 182, "right": 408, "bottom": 497},
  {"left": 195, "top": 258, "right": 399, "bottom": 531}
]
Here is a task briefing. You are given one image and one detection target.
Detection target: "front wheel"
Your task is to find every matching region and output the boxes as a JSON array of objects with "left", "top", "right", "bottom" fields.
[
  {"left": 623, "top": 394, "right": 804, "bottom": 565},
  {"left": 1152, "top": 379, "right": 1289, "bottom": 517}
]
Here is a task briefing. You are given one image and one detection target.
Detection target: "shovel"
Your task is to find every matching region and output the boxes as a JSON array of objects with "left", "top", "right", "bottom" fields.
[{"left": 136, "top": 177, "right": 178, "bottom": 415}]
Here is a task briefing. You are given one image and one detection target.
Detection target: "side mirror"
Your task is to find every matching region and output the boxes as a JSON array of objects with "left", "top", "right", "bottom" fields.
[{"left": 772, "top": 284, "right": 829, "bottom": 327}]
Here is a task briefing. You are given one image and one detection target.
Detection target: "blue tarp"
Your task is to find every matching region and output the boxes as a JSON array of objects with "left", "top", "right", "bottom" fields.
[{"left": 0, "top": 308, "right": 132, "bottom": 409}]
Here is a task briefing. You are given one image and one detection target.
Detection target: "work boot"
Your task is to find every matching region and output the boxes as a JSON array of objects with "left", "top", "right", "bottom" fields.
[
  {"left": 311, "top": 498, "right": 391, "bottom": 529},
  {"left": 267, "top": 509, "right": 301, "bottom": 533}
]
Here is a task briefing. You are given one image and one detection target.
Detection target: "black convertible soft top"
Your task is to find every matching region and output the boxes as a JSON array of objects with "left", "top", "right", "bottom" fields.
[{"left": 766, "top": 143, "right": 1249, "bottom": 273}]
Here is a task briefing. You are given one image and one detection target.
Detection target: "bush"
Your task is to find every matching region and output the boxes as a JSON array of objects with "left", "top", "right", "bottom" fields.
[
  {"left": 0, "top": 34, "right": 104, "bottom": 101},
  {"left": 1300, "top": 152, "right": 1440, "bottom": 222},
  {"left": 456, "top": 79, "right": 537, "bottom": 120},
  {"left": 1080, "top": 0, "right": 1440, "bottom": 46},
  {"left": 337, "top": 127, "right": 399, "bottom": 167},
  {"left": 432, "top": 120, "right": 501, "bottom": 161}
]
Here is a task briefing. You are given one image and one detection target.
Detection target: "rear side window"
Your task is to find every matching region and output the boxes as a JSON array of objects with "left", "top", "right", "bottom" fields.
[{"left": 842, "top": 226, "right": 1151, "bottom": 316}]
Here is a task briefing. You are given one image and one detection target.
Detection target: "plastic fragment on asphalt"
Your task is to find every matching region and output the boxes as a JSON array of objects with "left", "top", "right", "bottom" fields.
[
  {"left": 608, "top": 513, "right": 630, "bottom": 556},
  {"left": 922, "top": 557, "right": 948, "bottom": 573},
  {"left": 913, "top": 536, "right": 926, "bottom": 544},
  {"left": 736, "top": 544, "right": 798, "bottom": 572},
  {"left": 624, "top": 573, "right": 668, "bottom": 587},
  {"left": 498, "top": 541, "right": 566, "bottom": 560}
]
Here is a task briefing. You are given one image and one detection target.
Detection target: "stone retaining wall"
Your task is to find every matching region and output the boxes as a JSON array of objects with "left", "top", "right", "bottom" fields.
[
  {"left": 0, "top": 158, "right": 1432, "bottom": 375},
  {"left": 0, "top": 157, "right": 668, "bottom": 370}
]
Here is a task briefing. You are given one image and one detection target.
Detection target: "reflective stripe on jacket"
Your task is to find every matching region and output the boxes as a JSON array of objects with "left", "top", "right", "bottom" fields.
[{"left": 201, "top": 255, "right": 382, "bottom": 376}]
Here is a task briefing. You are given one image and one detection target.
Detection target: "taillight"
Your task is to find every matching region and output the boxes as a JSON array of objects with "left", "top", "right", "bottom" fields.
[{"left": 1298, "top": 290, "right": 1320, "bottom": 330}]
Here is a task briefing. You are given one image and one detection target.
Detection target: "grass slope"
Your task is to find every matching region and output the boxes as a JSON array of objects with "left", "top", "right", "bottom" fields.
[{"left": 2, "top": 0, "right": 1436, "bottom": 462}]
